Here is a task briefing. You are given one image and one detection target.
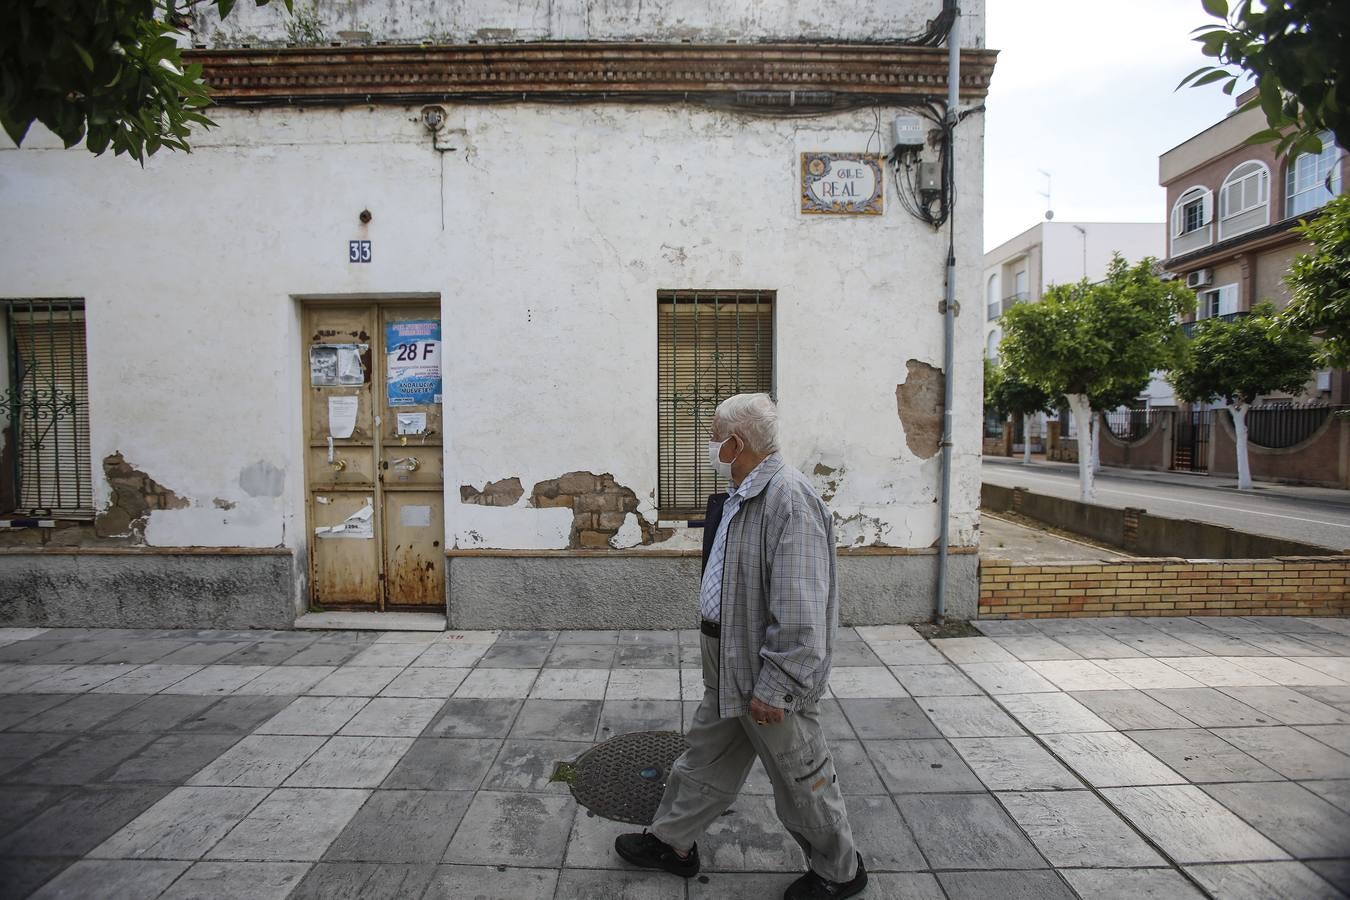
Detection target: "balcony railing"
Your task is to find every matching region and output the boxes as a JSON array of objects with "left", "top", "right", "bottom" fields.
[
  {"left": 1181, "top": 311, "right": 1247, "bottom": 337},
  {"left": 991, "top": 292, "right": 1028, "bottom": 319}
]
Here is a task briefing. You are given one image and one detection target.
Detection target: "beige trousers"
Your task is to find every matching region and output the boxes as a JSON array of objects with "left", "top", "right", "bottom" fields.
[{"left": 650, "top": 633, "right": 858, "bottom": 883}]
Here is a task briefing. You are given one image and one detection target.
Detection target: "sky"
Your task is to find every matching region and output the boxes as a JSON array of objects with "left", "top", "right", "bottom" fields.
[{"left": 981, "top": 0, "right": 1243, "bottom": 251}]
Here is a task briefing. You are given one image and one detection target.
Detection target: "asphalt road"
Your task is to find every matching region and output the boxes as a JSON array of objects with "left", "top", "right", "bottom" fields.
[{"left": 983, "top": 457, "right": 1350, "bottom": 551}]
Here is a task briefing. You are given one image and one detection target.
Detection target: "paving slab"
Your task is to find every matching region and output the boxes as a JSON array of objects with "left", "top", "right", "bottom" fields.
[
  {"left": 949, "top": 737, "right": 1081, "bottom": 791},
  {"left": 604, "top": 668, "right": 682, "bottom": 701},
  {"left": 553, "top": 868, "right": 685, "bottom": 900},
  {"left": 528, "top": 668, "right": 610, "bottom": 700},
  {"left": 424, "top": 698, "right": 522, "bottom": 738},
  {"left": 1185, "top": 861, "right": 1345, "bottom": 900},
  {"left": 1146, "top": 687, "right": 1277, "bottom": 728},
  {"left": 865, "top": 739, "right": 984, "bottom": 793},
  {"left": 380, "top": 737, "right": 501, "bottom": 790},
  {"left": 337, "top": 697, "right": 444, "bottom": 737},
  {"left": 1219, "top": 685, "right": 1350, "bottom": 725},
  {"left": 863, "top": 640, "right": 945, "bottom": 666},
  {"left": 1101, "top": 784, "right": 1290, "bottom": 863},
  {"left": 896, "top": 793, "right": 1047, "bottom": 870},
  {"left": 253, "top": 696, "right": 369, "bottom": 736},
  {"left": 454, "top": 668, "right": 540, "bottom": 699},
  {"left": 90, "top": 664, "right": 204, "bottom": 695},
  {"left": 888, "top": 665, "right": 981, "bottom": 697},
  {"left": 931, "top": 637, "right": 1016, "bottom": 664},
  {"left": 206, "top": 787, "right": 369, "bottom": 861},
  {"left": 25, "top": 859, "right": 189, "bottom": 899},
  {"left": 104, "top": 733, "right": 244, "bottom": 785},
  {"left": 915, "top": 695, "right": 1024, "bottom": 738},
  {"left": 838, "top": 698, "right": 939, "bottom": 740},
  {"left": 1201, "top": 781, "right": 1350, "bottom": 858},
  {"left": 1309, "top": 860, "right": 1350, "bottom": 895},
  {"left": 89, "top": 785, "right": 270, "bottom": 860},
  {"left": 94, "top": 694, "right": 218, "bottom": 733},
  {"left": 989, "top": 635, "right": 1082, "bottom": 661},
  {"left": 841, "top": 795, "right": 930, "bottom": 871},
  {"left": 282, "top": 736, "right": 413, "bottom": 788},
  {"left": 1026, "top": 659, "right": 1130, "bottom": 692},
  {"left": 276, "top": 641, "right": 367, "bottom": 668},
  {"left": 1300, "top": 779, "right": 1350, "bottom": 813},
  {"left": 323, "top": 790, "right": 472, "bottom": 863},
  {"left": 996, "top": 790, "right": 1165, "bottom": 867},
  {"left": 233, "top": 666, "right": 337, "bottom": 696},
  {"left": 442, "top": 791, "right": 576, "bottom": 867},
  {"left": 1068, "top": 689, "right": 1199, "bottom": 730},
  {"left": 378, "top": 667, "right": 470, "bottom": 698},
  {"left": 0, "top": 785, "right": 71, "bottom": 839},
  {"left": 1150, "top": 658, "right": 1277, "bottom": 688},
  {"left": 0, "top": 694, "right": 69, "bottom": 731},
  {"left": 937, "top": 869, "right": 1077, "bottom": 900},
  {"left": 423, "top": 864, "right": 558, "bottom": 900},
  {"left": 163, "top": 665, "right": 272, "bottom": 696},
  {"left": 306, "top": 667, "right": 404, "bottom": 697},
  {"left": 0, "top": 783, "right": 172, "bottom": 858},
  {"left": 483, "top": 738, "right": 591, "bottom": 792},
  {"left": 187, "top": 734, "right": 325, "bottom": 787},
  {"left": 1050, "top": 633, "right": 1147, "bottom": 659},
  {"left": 1215, "top": 725, "right": 1350, "bottom": 779},
  {"left": 3, "top": 732, "right": 156, "bottom": 785},
  {"left": 287, "top": 862, "right": 435, "bottom": 900},
  {"left": 695, "top": 794, "right": 805, "bottom": 872},
  {"left": 614, "top": 643, "right": 681, "bottom": 668},
  {"left": 515, "top": 699, "right": 606, "bottom": 741},
  {"left": 7, "top": 692, "right": 145, "bottom": 733},
  {"left": 997, "top": 692, "right": 1114, "bottom": 734},
  {"left": 1059, "top": 866, "right": 1207, "bottom": 899},
  {"left": 1300, "top": 723, "right": 1350, "bottom": 755},
  {"left": 174, "top": 695, "right": 294, "bottom": 735},
  {"left": 1041, "top": 731, "right": 1185, "bottom": 787},
  {"left": 157, "top": 860, "right": 310, "bottom": 900},
  {"left": 1125, "top": 728, "right": 1283, "bottom": 783},
  {"left": 545, "top": 644, "right": 617, "bottom": 668},
  {"left": 0, "top": 732, "right": 71, "bottom": 777}
]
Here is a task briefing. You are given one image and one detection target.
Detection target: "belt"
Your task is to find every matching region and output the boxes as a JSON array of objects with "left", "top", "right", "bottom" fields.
[{"left": 700, "top": 619, "right": 721, "bottom": 639}]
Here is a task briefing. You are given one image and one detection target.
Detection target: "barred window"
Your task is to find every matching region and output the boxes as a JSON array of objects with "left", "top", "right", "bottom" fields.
[
  {"left": 657, "top": 290, "right": 774, "bottom": 515},
  {"left": 3, "top": 300, "right": 92, "bottom": 517}
]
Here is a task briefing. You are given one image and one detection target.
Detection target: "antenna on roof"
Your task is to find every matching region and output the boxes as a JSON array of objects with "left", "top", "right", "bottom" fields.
[{"left": 1038, "top": 169, "right": 1053, "bottom": 220}]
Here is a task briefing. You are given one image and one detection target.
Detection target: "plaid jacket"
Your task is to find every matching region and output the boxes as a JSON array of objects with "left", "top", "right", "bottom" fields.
[{"left": 713, "top": 453, "right": 839, "bottom": 719}]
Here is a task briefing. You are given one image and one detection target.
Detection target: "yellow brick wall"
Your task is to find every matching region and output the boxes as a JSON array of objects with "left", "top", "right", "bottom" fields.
[{"left": 979, "top": 557, "right": 1350, "bottom": 619}]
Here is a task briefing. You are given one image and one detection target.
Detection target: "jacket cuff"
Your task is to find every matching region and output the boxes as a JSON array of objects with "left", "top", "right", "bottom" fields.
[{"left": 753, "top": 663, "right": 801, "bottom": 713}]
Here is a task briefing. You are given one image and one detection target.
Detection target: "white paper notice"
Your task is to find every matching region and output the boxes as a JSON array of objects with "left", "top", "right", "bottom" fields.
[
  {"left": 315, "top": 499, "right": 374, "bottom": 539},
  {"left": 396, "top": 412, "right": 427, "bottom": 436},
  {"left": 328, "top": 396, "right": 358, "bottom": 439},
  {"left": 400, "top": 505, "right": 433, "bottom": 527}
]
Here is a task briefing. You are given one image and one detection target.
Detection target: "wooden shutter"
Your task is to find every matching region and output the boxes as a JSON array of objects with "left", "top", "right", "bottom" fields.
[
  {"left": 657, "top": 291, "right": 773, "bottom": 514},
  {"left": 10, "top": 307, "right": 92, "bottom": 515}
]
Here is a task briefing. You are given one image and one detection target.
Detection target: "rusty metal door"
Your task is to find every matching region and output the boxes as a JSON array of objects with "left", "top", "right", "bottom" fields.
[{"left": 304, "top": 302, "right": 444, "bottom": 609}]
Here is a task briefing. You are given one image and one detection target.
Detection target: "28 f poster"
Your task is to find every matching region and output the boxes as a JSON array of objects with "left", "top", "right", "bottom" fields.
[{"left": 386, "top": 321, "right": 442, "bottom": 406}]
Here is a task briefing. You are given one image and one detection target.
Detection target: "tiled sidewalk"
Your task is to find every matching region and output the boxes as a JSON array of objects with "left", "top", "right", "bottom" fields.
[{"left": 0, "top": 616, "right": 1348, "bottom": 899}]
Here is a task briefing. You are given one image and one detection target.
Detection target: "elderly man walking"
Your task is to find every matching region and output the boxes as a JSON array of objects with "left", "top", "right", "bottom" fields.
[{"left": 615, "top": 393, "right": 865, "bottom": 900}]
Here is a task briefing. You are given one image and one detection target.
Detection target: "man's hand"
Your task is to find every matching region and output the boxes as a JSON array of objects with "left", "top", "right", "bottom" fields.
[{"left": 749, "top": 696, "right": 785, "bottom": 726}]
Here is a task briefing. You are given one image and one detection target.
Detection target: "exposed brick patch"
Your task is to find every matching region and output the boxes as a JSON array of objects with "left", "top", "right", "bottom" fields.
[
  {"left": 95, "top": 452, "right": 188, "bottom": 539},
  {"left": 529, "top": 471, "right": 673, "bottom": 549},
  {"left": 979, "top": 556, "right": 1350, "bottom": 619},
  {"left": 896, "top": 359, "right": 944, "bottom": 460},
  {"left": 460, "top": 477, "right": 524, "bottom": 507}
]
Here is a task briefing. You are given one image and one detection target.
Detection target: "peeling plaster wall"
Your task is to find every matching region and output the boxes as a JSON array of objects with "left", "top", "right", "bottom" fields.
[
  {"left": 0, "top": 74, "right": 985, "bottom": 559},
  {"left": 191, "top": 0, "right": 986, "bottom": 47}
]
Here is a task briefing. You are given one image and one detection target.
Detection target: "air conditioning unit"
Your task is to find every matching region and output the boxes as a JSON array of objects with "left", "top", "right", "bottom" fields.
[{"left": 1186, "top": 269, "right": 1212, "bottom": 289}]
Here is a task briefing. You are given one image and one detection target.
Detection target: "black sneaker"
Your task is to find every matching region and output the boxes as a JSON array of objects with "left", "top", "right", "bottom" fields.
[
  {"left": 784, "top": 853, "right": 868, "bottom": 900},
  {"left": 614, "top": 831, "right": 700, "bottom": 878}
]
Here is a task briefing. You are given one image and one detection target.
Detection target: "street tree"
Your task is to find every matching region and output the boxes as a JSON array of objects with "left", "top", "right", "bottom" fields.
[
  {"left": 999, "top": 256, "right": 1194, "bottom": 502},
  {"left": 1282, "top": 193, "right": 1350, "bottom": 368},
  {"left": 1179, "top": 0, "right": 1348, "bottom": 157},
  {"left": 1, "top": 0, "right": 290, "bottom": 162},
  {"left": 1170, "top": 302, "right": 1317, "bottom": 491},
  {"left": 988, "top": 361, "right": 1054, "bottom": 466},
  {"left": 1086, "top": 378, "right": 1152, "bottom": 475}
]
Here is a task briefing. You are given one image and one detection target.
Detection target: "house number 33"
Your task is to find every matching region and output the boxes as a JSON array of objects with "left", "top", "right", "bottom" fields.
[{"left": 348, "top": 240, "right": 372, "bottom": 263}]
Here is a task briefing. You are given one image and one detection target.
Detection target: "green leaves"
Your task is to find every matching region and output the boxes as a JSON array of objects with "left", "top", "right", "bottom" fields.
[
  {"left": 0, "top": 0, "right": 286, "bottom": 163},
  {"left": 1179, "top": 0, "right": 1348, "bottom": 156},
  {"left": 1169, "top": 303, "right": 1317, "bottom": 406},
  {"left": 1282, "top": 194, "right": 1350, "bottom": 368},
  {"left": 999, "top": 256, "right": 1196, "bottom": 411}
]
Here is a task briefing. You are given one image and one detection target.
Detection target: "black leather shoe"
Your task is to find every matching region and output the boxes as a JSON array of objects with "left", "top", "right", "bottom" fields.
[
  {"left": 784, "top": 853, "right": 868, "bottom": 900},
  {"left": 614, "top": 831, "right": 700, "bottom": 878}
]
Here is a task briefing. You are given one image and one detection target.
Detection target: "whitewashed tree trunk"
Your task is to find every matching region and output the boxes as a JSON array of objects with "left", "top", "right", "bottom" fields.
[
  {"left": 1230, "top": 401, "right": 1252, "bottom": 491},
  {"left": 1022, "top": 413, "right": 1032, "bottom": 465},
  {"left": 1066, "top": 393, "right": 1095, "bottom": 502},
  {"left": 1092, "top": 413, "right": 1102, "bottom": 475}
]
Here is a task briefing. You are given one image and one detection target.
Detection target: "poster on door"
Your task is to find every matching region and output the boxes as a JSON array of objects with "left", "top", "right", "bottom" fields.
[{"left": 386, "top": 320, "right": 442, "bottom": 406}]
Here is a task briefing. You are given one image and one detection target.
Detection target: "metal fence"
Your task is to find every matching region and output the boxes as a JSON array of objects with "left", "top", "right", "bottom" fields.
[
  {"left": 1246, "top": 403, "right": 1345, "bottom": 449},
  {"left": 3, "top": 299, "right": 92, "bottom": 516},
  {"left": 1103, "top": 409, "right": 1160, "bottom": 443},
  {"left": 657, "top": 290, "right": 774, "bottom": 514},
  {"left": 1172, "top": 410, "right": 1211, "bottom": 473}
]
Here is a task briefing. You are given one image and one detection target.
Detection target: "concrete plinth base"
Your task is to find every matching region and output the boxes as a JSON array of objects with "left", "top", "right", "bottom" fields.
[
  {"left": 445, "top": 551, "right": 977, "bottom": 629},
  {"left": 0, "top": 549, "right": 295, "bottom": 629},
  {"left": 295, "top": 611, "right": 447, "bottom": 631}
]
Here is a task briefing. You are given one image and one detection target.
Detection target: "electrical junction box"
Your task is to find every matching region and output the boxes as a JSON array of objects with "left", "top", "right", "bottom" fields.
[
  {"left": 891, "top": 115, "right": 926, "bottom": 150},
  {"left": 917, "top": 162, "right": 942, "bottom": 192}
]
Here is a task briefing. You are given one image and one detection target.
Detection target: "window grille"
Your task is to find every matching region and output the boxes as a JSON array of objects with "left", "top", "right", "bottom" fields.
[
  {"left": 3, "top": 300, "right": 92, "bottom": 516},
  {"left": 657, "top": 290, "right": 773, "bottom": 514}
]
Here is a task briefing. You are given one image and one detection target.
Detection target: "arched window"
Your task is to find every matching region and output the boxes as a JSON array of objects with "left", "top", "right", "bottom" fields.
[
  {"left": 1286, "top": 130, "right": 1343, "bottom": 218},
  {"left": 1170, "top": 185, "right": 1213, "bottom": 255},
  {"left": 1218, "top": 161, "right": 1269, "bottom": 239},
  {"left": 986, "top": 330, "right": 1000, "bottom": 361},
  {"left": 986, "top": 274, "right": 1000, "bottom": 321}
]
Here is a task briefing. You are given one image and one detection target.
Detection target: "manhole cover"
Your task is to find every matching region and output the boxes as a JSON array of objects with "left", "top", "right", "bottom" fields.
[{"left": 560, "top": 730, "right": 689, "bottom": 825}]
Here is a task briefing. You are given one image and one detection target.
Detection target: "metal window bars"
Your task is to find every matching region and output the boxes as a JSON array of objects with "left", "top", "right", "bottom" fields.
[
  {"left": 2, "top": 299, "right": 92, "bottom": 517},
  {"left": 657, "top": 290, "right": 774, "bottom": 515}
]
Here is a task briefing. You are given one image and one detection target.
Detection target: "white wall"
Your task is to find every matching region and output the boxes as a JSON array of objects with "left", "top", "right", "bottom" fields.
[
  {"left": 193, "top": 0, "right": 986, "bottom": 46},
  {"left": 0, "top": 101, "right": 985, "bottom": 556}
]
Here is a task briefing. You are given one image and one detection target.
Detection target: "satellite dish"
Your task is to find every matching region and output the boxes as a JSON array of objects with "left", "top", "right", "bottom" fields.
[{"left": 1044, "top": 210, "right": 1055, "bottom": 220}]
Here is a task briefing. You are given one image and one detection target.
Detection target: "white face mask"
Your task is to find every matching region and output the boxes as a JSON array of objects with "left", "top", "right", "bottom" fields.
[{"left": 708, "top": 436, "right": 739, "bottom": 481}]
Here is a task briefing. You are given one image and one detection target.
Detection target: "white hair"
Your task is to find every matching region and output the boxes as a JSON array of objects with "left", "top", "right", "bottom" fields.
[{"left": 714, "top": 393, "right": 779, "bottom": 454}]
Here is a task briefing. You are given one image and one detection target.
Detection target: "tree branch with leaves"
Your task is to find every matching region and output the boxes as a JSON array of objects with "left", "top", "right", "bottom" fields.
[{"left": 0, "top": 0, "right": 291, "bottom": 162}]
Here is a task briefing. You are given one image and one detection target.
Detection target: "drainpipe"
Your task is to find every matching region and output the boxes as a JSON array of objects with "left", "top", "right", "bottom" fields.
[{"left": 934, "top": 2, "right": 960, "bottom": 624}]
